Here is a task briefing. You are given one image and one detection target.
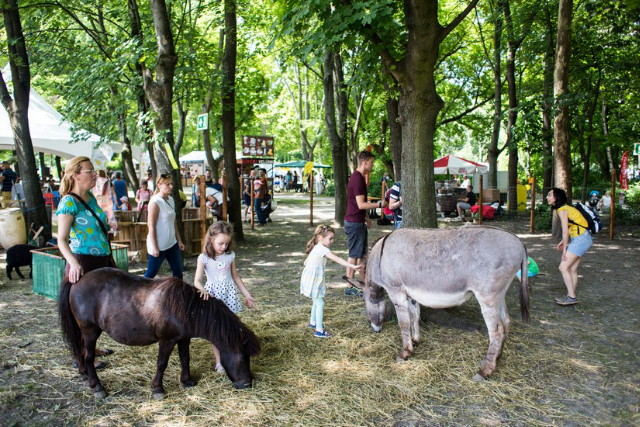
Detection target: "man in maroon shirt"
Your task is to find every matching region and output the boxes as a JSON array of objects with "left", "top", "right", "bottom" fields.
[{"left": 344, "top": 151, "right": 382, "bottom": 288}]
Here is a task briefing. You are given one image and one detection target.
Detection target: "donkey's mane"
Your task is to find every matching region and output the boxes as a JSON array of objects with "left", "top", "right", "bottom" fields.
[{"left": 155, "top": 278, "right": 260, "bottom": 355}]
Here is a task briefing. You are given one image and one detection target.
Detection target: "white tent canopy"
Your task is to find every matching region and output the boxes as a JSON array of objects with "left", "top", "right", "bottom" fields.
[{"left": 1, "top": 66, "right": 136, "bottom": 169}]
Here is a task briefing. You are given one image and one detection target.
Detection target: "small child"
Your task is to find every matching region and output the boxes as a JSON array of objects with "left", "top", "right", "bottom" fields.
[
  {"left": 194, "top": 221, "right": 256, "bottom": 373},
  {"left": 301, "top": 224, "right": 363, "bottom": 338},
  {"left": 516, "top": 256, "right": 539, "bottom": 280},
  {"left": 119, "top": 196, "right": 132, "bottom": 211}
]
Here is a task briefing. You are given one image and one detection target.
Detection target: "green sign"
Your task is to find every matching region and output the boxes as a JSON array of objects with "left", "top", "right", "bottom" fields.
[
  {"left": 634, "top": 143, "right": 640, "bottom": 156},
  {"left": 197, "top": 113, "right": 208, "bottom": 131}
]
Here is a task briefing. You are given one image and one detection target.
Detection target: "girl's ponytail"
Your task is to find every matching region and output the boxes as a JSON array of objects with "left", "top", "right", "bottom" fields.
[{"left": 305, "top": 224, "right": 335, "bottom": 254}]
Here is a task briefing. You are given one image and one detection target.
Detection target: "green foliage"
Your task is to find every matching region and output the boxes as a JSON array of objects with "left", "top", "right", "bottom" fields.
[
  {"left": 534, "top": 203, "right": 553, "bottom": 231},
  {"left": 614, "top": 206, "right": 640, "bottom": 226},
  {"left": 624, "top": 181, "right": 640, "bottom": 208}
]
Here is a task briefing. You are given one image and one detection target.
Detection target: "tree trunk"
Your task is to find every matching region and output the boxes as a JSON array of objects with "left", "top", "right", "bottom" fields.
[
  {"left": 487, "top": 6, "right": 503, "bottom": 189},
  {"left": 143, "top": 0, "right": 181, "bottom": 234},
  {"left": 541, "top": 7, "right": 555, "bottom": 198},
  {"left": 220, "top": 0, "right": 243, "bottom": 240},
  {"left": 323, "top": 50, "right": 349, "bottom": 225},
  {"left": 386, "top": 95, "right": 402, "bottom": 181},
  {"left": 363, "top": 0, "right": 479, "bottom": 228},
  {"left": 501, "top": 0, "right": 521, "bottom": 212},
  {"left": 553, "top": 0, "right": 573, "bottom": 197},
  {"left": 0, "top": 0, "right": 52, "bottom": 240}
]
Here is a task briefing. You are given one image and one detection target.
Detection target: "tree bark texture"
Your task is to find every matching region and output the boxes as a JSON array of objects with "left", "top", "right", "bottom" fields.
[
  {"left": 541, "top": 7, "right": 555, "bottom": 197},
  {"left": 220, "top": 0, "right": 243, "bottom": 240},
  {"left": 386, "top": 95, "right": 402, "bottom": 181},
  {"left": 553, "top": 0, "right": 573, "bottom": 197},
  {"left": 0, "top": 0, "right": 52, "bottom": 240},
  {"left": 486, "top": 5, "right": 503, "bottom": 189},
  {"left": 323, "top": 50, "right": 349, "bottom": 225},
  {"left": 143, "top": 0, "right": 182, "bottom": 236}
]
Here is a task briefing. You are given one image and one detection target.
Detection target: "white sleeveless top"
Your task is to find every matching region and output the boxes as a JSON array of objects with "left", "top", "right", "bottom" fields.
[{"left": 147, "top": 194, "right": 177, "bottom": 252}]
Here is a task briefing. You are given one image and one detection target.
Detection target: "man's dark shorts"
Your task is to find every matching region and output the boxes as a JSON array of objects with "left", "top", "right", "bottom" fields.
[{"left": 344, "top": 220, "right": 368, "bottom": 259}]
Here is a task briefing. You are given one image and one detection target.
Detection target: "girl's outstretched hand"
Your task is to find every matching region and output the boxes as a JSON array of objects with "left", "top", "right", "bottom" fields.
[
  {"left": 354, "top": 264, "right": 365, "bottom": 270},
  {"left": 196, "top": 288, "right": 210, "bottom": 300},
  {"left": 245, "top": 296, "right": 257, "bottom": 309}
]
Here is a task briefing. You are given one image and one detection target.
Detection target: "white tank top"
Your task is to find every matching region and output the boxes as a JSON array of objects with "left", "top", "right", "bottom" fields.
[{"left": 147, "top": 193, "right": 177, "bottom": 252}]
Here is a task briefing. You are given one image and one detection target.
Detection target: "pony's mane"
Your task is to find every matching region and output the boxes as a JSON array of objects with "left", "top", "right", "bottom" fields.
[{"left": 156, "top": 278, "right": 260, "bottom": 355}]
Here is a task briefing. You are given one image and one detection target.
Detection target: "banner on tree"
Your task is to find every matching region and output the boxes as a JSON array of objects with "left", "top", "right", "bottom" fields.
[{"left": 620, "top": 151, "right": 629, "bottom": 190}]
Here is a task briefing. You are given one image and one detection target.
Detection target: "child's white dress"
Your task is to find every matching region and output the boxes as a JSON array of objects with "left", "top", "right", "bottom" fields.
[
  {"left": 300, "top": 244, "right": 330, "bottom": 298},
  {"left": 199, "top": 252, "right": 243, "bottom": 313}
]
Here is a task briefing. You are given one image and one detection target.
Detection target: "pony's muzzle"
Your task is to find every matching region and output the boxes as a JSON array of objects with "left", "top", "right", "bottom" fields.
[
  {"left": 371, "top": 323, "right": 382, "bottom": 333},
  {"left": 233, "top": 381, "right": 253, "bottom": 389}
]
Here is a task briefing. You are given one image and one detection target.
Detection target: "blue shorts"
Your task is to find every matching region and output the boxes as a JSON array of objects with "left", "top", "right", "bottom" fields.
[
  {"left": 344, "top": 221, "right": 368, "bottom": 259},
  {"left": 567, "top": 231, "right": 593, "bottom": 257}
]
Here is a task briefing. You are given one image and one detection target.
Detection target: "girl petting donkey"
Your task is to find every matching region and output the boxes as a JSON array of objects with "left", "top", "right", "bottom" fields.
[
  {"left": 301, "top": 225, "right": 363, "bottom": 338},
  {"left": 194, "top": 221, "right": 257, "bottom": 373}
]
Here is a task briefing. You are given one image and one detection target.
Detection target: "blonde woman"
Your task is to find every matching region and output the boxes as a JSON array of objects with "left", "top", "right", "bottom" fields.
[
  {"left": 57, "top": 157, "right": 114, "bottom": 283},
  {"left": 144, "top": 173, "right": 185, "bottom": 279},
  {"left": 57, "top": 156, "right": 115, "bottom": 364}
]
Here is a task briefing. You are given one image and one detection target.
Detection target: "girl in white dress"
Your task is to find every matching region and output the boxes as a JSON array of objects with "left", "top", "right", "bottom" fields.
[
  {"left": 194, "top": 221, "right": 256, "bottom": 373},
  {"left": 301, "top": 225, "right": 363, "bottom": 338}
]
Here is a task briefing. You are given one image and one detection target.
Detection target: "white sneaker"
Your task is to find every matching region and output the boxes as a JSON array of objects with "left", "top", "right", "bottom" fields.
[{"left": 451, "top": 217, "right": 462, "bottom": 221}]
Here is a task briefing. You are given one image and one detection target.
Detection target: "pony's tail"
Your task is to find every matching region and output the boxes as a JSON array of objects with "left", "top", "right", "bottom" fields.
[
  {"left": 519, "top": 248, "right": 531, "bottom": 323},
  {"left": 58, "top": 280, "right": 82, "bottom": 360}
]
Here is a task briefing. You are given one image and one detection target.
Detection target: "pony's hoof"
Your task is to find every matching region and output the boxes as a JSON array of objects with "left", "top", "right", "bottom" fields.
[
  {"left": 182, "top": 380, "right": 197, "bottom": 388},
  {"left": 93, "top": 389, "right": 108, "bottom": 399},
  {"left": 472, "top": 373, "right": 486, "bottom": 382},
  {"left": 152, "top": 392, "right": 166, "bottom": 400}
]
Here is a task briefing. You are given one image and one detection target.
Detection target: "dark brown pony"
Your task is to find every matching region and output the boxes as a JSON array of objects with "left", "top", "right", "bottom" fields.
[{"left": 58, "top": 268, "right": 260, "bottom": 399}]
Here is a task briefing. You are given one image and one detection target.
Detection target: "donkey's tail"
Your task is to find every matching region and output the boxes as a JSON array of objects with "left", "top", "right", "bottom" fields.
[
  {"left": 519, "top": 248, "right": 531, "bottom": 323},
  {"left": 58, "top": 279, "right": 82, "bottom": 360}
]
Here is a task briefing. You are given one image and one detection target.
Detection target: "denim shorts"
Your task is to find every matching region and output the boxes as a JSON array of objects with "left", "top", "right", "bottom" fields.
[
  {"left": 567, "top": 231, "right": 593, "bottom": 257},
  {"left": 344, "top": 221, "right": 368, "bottom": 259}
]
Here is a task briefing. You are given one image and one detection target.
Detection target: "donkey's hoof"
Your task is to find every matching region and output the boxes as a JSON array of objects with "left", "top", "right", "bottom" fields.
[
  {"left": 93, "top": 389, "right": 108, "bottom": 399},
  {"left": 152, "top": 391, "right": 166, "bottom": 400},
  {"left": 472, "top": 373, "right": 486, "bottom": 382}
]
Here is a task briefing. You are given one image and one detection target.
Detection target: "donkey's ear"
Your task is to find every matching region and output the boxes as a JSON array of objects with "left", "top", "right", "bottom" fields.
[{"left": 342, "top": 275, "right": 365, "bottom": 289}]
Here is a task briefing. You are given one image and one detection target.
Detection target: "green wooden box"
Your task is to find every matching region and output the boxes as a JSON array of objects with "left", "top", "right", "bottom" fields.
[{"left": 31, "top": 244, "right": 129, "bottom": 300}]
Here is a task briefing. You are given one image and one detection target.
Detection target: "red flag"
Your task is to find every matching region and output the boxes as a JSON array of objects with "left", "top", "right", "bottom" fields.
[{"left": 620, "top": 151, "right": 629, "bottom": 190}]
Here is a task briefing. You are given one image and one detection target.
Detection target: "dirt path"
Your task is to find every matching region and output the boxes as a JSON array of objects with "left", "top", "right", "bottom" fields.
[{"left": 0, "top": 195, "right": 638, "bottom": 425}]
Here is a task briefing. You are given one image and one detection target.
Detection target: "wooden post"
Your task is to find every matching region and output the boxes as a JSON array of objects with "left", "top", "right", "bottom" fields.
[
  {"left": 199, "top": 175, "right": 206, "bottom": 251},
  {"left": 610, "top": 169, "right": 616, "bottom": 240},
  {"left": 309, "top": 170, "right": 314, "bottom": 227},
  {"left": 478, "top": 175, "right": 483, "bottom": 224},
  {"left": 529, "top": 177, "right": 536, "bottom": 232},
  {"left": 250, "top": 175, "right": 255, "bottom": 229}
]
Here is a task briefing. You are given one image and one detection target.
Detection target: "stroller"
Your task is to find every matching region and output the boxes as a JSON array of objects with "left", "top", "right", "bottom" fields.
[{"left": 588, "top": 191, "right": 600, "bottom": 209}]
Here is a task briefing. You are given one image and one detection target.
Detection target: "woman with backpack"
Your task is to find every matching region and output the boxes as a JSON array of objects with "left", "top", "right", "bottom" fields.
[{"left": 546, "top": 188, "right": 593, "bottom": 306}]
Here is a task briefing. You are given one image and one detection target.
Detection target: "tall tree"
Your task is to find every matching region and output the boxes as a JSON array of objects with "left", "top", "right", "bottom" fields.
[
  {"left": 0, "top": 0, "right": 52, "bottom": 240},
  {"left": 355, "top": 0, "right": 480, "bottom": 228},
  {"left": 553, "top": 0, "right": 573, "bottom": 195},
  {"left": 323, "top": 49, "right": 350, "bottom": 224},
  {"left": 220, "top": 0, "right": 244, "bottom": 239},
  {"left": 142, "top": 0, "right": 180, "bottom": 193}
]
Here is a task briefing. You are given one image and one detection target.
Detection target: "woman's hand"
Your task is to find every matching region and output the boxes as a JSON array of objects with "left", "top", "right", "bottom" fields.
[
  {"left": 149, "top": 245, "right": 160, "bottom": 258},
  {"left": 178, "top": 241, "right": 186, "bottom": 251},
  {"left": 68, "top": 261, "right": 84, "bottom": 284}
]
